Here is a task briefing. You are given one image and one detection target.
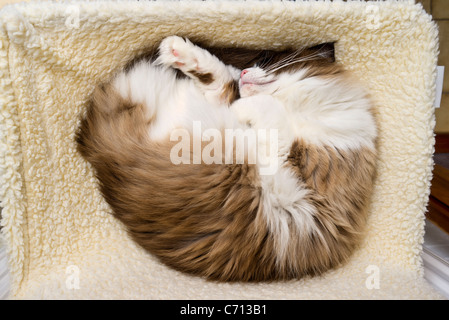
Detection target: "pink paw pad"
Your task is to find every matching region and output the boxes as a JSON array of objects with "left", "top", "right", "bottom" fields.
[{"left": 172, "top": 49, "right": 185, "bottom": 66}]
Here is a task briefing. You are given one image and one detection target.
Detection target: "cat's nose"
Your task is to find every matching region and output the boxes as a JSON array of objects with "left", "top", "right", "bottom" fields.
[{"left": 241, "top": 69, "right": 249, "bottom": 78}]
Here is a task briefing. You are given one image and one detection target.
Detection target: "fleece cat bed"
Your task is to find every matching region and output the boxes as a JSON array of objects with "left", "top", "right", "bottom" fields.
[{"left": 0, "top": 0, "right": 444, "bottom": 299}]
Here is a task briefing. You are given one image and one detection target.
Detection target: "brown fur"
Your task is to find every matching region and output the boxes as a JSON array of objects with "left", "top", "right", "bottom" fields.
[
  {"left": 284, "top": 140, "right": 377, "bottom": 275},
  {"left": 220, "top": 80, "right": 240, "bottom": 105},
  {"left": 76, "top": 42, "right": 377, "bottom": 282},
  {"left": 188, "top": 70, "right": 215, "bottom": 85}
]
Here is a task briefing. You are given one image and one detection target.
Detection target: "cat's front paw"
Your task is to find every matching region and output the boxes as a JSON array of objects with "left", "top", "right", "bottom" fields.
[{"left": 157, "top": 36, "right": 199, "bottom": 71}]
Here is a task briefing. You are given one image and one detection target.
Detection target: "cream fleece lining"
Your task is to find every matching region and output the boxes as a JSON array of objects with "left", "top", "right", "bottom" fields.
[{"left": 0, "top": 0, "right": 443, "bottom": 299}]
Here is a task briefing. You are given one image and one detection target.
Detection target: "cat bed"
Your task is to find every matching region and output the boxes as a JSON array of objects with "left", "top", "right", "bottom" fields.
[{"left": 0, "top": 0, "right": 443, "bottom": 299}]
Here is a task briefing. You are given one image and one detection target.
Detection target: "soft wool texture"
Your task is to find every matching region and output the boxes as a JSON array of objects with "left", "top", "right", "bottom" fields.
[{"left": 0, "top": 0, "right": 443, "bottom": 299}]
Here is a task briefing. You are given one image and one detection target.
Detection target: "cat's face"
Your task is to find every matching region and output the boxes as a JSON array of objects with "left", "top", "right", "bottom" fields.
[
  {"left": 238, "top": 67, "right": 279, "bottom": 98},
  {"left": 237, "top": 44, "right": 337, "bottom": 98}
]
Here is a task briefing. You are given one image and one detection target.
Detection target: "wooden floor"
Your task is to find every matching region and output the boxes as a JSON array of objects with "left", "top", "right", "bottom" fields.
[{"left": 428, "top": 134, "right": 449, "bottom": 234}]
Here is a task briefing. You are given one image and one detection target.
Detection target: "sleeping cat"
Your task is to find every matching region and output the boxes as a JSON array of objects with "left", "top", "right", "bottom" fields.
[{"left": 76, "top": 36, "right": 377, "bottom": 282}]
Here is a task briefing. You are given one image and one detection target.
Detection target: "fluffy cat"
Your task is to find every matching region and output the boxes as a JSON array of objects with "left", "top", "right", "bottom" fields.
[{"left": 76, "top": 36, "right": 377, "bottom": 282}]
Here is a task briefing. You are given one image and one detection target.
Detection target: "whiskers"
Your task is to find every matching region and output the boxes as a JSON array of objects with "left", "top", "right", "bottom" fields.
[{"left": 262, "top": 45, "right": 334, "bottom": 75}]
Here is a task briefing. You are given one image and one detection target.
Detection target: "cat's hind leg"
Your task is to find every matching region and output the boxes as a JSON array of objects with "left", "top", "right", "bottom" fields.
[{"left": 156, "top": 36, "right": 240, "bottom": 105}]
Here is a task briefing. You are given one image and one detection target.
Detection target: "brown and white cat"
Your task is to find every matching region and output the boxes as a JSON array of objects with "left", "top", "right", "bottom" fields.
[{"left": 76, "top": 36, "right": 377, "bottom": 282}]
